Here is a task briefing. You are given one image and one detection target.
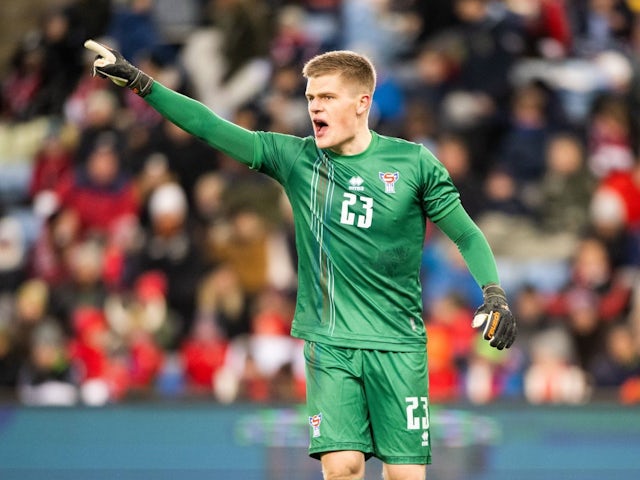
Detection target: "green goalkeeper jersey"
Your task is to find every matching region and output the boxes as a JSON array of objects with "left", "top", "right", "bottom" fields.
[
  {"left": 254, "top": 131, "right": 458, "bottom": 351},
  {"left": 146, "top": 83, "right": 499, "bottom": 353}
]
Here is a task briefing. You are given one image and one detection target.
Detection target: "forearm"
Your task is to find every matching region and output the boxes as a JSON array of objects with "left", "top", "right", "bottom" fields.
[
  {"left": 434, "top": 204, "right": 499, "bottom": 288},
  {"left": 145, "top": 82, "right": 256, "bottom": 165}
]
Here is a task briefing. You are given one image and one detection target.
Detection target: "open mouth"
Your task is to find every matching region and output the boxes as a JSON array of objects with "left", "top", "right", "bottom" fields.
[{"left": 313, "top": 120, "right": 328, "bottom": 136}]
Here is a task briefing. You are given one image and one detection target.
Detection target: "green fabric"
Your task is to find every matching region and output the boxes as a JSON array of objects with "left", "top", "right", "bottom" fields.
[
  {"left": 304, "top": 341, "right": 431, "bottom": 464},
  {"left": 144, "top": 81, "right": 501, "bottom": 352},
  {"left": 146, "top": 82, "right": 256, "bottom": 164},
  {"left": 434, "top": 203, "right": 500, "bottom": 288}
]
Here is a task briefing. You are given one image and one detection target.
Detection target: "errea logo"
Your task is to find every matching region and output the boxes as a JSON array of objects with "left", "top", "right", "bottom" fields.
[{"left": 348, "top": 176, "right": 365, "bottom": 191}]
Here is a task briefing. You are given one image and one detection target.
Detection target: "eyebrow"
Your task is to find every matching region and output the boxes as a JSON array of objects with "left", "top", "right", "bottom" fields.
[{"left": 305, "top": 91, "right": 336, "bottom": 98}]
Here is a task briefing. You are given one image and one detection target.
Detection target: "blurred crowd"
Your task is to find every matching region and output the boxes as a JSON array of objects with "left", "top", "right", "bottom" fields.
[{"left": 0, "top": 0, "right": 639, "bottom": 407}]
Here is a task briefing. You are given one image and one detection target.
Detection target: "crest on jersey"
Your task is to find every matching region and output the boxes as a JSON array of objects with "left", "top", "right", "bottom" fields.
[
  {"left": 379, "top": 171, "right": 399, "bottom": 193},
  {"left": 309, "top": 413, "right": 323, "bottom": 438}
]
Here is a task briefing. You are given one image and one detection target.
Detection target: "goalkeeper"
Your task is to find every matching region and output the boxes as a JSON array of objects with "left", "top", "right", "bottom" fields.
[{"left": 85, "top": 40, "right": 516, "bottom": 480}]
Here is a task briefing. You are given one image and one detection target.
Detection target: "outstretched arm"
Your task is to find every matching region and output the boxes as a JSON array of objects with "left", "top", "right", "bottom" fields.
[
  {"left": 85, "top": 39, "right": 256, "bottom": 166},
  {"left": 145, "top": 83, "right": 256, "bottom": 165}
]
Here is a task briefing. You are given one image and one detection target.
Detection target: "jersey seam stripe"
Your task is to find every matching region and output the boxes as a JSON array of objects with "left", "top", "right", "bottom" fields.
[
  {"left": 324, "top": 160, "right": 336, "bottom": 335},
  {"left": 310, "top": 157, "right": 320, "bottom": 238},
  {"left": 311, "top": 155, "right": 328, "bottom": 327}
]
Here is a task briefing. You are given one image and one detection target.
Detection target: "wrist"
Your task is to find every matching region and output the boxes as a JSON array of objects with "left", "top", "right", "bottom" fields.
[
  {"left": 482, "top": 284, "right": 507, "bottom": 306},
  {"left": 482, "top": 284, "right": 504, "bottom": 295},
  {"left": 129, "top": 69, "right": 154, "bottom": 97}
]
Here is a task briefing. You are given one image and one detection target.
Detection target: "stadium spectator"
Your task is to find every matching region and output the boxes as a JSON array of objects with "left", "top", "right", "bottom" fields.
[
  {"left": 106, "top": 0, "right": 163, "bottom": 64},
  {"left": 585, "top": 93, "right": 637, "bottom": 178},
  {"left": 190, "top": 172, "right": 228, "bottom": 255},
  {"left": 588, "top": 173, "right": 640, "bottom": 269},
  {"left": 505, "top": 0, "right": 572, "bottom": 59},
  {"left": 425, "top": 321, "right": 461, "bottom": 403},
  {"left": 523, "top": 326, "right": 591, "bottom": 404},
  {"left": 435, "top": 132, "right": 487, "bottom": 219},
  {"left": 37, "top": 6, "right": 86, "bottom": 116},
  {"left": 17, "top": 320, "right": 78, "bottom": 406},
  {"left": 132, "top": 118, "right": 219, "bottom": 200},
  {"left": 495, "top": 82, "right": 558, "bottom": 188},
  {"left": 125, "top": 182, "right": 208, "bottom": 346},
  {"left": 180, "top": 0, "right": 274, "bottom": 119},
  {"left": 49, "top": 239, "right": 110, "bottom": 335},
  {"left": 4, "top": 279, "right": 52, "bottom": 392},
  {"left": 569, "top": 0, "right": 635, "bottom": 56},
  {"left": 28, "top": 123, "right": 74, "bottom": 198},
  {"left": 257, "top": 64, "right": 310, "bottom": 136},
  {"left": 55, "top": 131, "right": 139, "bottom": 241},
  {"left": 269, "top": 5, "right": 320, "bottom": 69},
  {"left": 591, "top": 321, "right": 640, "bottom": 389},
  {"left": 547, "top": 236, "right": 633, "bottom": 322},
  {"left": 591, "top": 156, "right": 640, "bottom": 233},
  {"left": 431, "top": 293, "right": 478, "bottom": 363},
  {"left": 68, "top": 306, "right": 118, "bottom": 404},
  {"left": 196, "top": 263, "right": 251, "bottom": 340},
  {"left": 1, "top": 33, "right": 46, "bottom": 121},
  {"left": 73, "top": 89, "right": 124, "bottom": 164},
  {"left": 546, "top": 236, "right": 633, "bottom": 372},
  {"left": 0, "top": 216, "right": 28, "bottom": 294},
  {"left": 179, "top": 315, "right": 229, "bottom": 394},
  {"left": 536, "top": 132, "right": 597, "bottom": 236}
]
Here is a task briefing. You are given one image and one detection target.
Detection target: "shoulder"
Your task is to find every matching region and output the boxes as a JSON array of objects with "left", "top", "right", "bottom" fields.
[
  {"left": 373, "top": 133, "right": 440, "bottom": 170},
  {"left": 253, "top": 132, "right": 317, "bottom": 180},
  {"left": 375, "top": 132, "right": 421, "bottom": 150},
  {"left": 255, "top": 131, "right": 315, "bottom": 155},
  {"left": 375, "top": 132, "right": 435, "bottom": 157}
]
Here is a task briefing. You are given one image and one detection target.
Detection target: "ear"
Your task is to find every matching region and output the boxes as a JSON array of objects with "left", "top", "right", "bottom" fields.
[{"left": 356, "top": 93, "right": 372, "bottom": 116}]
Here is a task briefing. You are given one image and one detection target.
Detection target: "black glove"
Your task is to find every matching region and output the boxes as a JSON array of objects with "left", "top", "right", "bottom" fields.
[
  {"left": 84, "top": 39, "right": 153, "bottom": 97},
  {"left": 472, "top": 284, "right": 517, "bottom": 350}
]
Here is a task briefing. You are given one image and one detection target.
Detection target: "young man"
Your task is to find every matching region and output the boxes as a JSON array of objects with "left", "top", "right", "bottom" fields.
[{"left": 85, "top": 40, "right": 516, "bottom": 480}]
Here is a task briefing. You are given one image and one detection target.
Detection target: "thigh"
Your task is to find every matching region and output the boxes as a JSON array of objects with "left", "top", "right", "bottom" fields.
[
  {"left": 304, "top": 341, "right": 374, "bottom": 459},
  {"left": 363, "top": 349, "right": 432, "bottom": 465}
]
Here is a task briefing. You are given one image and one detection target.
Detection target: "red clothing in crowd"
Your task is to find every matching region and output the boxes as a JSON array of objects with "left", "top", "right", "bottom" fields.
[
  {"left": 56, "top": 170, "right": 139, "bottom": 237},
  {"left": 29, "top": 143, "right": 74, "bottom": 198},
  {"left": 180, "top": 337, "right": 229, "bottom": 390},
  {"left": 599, "top": 170, "right": 640, "bottom": 228}
]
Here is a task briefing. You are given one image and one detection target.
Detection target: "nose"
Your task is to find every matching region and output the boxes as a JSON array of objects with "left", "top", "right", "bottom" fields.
[{"left": 308, "top": 98, "right": 321, "bottom": 113}]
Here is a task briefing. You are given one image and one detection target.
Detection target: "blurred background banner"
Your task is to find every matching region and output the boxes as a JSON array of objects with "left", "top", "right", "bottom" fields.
[{"left": 0, "top": 402, "right": 639, "bottom": 480}]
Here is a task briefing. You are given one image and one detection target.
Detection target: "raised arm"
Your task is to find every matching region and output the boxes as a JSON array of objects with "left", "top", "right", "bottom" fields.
[
  {"left": 145, "top": 83, "right": 256, "bottom": 164},
  {"left": 84, "top": 39, "right": 256, "bottom": 166}
]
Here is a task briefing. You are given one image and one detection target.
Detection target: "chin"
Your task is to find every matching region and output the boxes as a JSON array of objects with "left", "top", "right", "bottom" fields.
[
  {"left": 314, "top": 138, "right": 329, "bottom": 149},
  {"left": 315, "top": 136, "right": 336, "bottom": 150}
]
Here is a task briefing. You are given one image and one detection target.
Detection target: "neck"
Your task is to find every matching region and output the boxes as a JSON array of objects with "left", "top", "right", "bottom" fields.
[{"left": 329, "top": 129, "right": 372, "bottom": 156}]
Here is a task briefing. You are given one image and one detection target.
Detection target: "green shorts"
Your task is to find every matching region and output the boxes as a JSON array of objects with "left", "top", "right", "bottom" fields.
[{"left": 304, "top": 341, "right": 432, "bottom": 465}]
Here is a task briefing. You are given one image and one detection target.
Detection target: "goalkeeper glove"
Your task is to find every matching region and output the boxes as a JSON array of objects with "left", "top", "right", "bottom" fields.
[
  {"left": 84, "top": 39, "right": 153, "bottom": 97},
  {"left": 472, "top": 284, "right": 517, "bottom": 350}
]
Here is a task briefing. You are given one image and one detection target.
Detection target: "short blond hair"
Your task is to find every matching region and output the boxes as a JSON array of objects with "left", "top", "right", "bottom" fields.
[{"left": 302, "top": 50, "right": 377, "bottom": 94}]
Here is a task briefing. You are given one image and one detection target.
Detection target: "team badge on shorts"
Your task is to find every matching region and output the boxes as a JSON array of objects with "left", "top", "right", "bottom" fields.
[
  {"left": 309, "top": 413, "right": 323, "bottom": 438},
  {"left": 379, "top": 172, "right": 399, "bottom": 193}
]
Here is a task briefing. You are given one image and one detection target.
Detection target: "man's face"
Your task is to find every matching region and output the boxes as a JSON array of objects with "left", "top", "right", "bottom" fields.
[
  {"left": 87, "top": 146, "right": 119, "bottom": 186},
  {"left": 305, "top": 73, "right": 367, "bottom": 154}
]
